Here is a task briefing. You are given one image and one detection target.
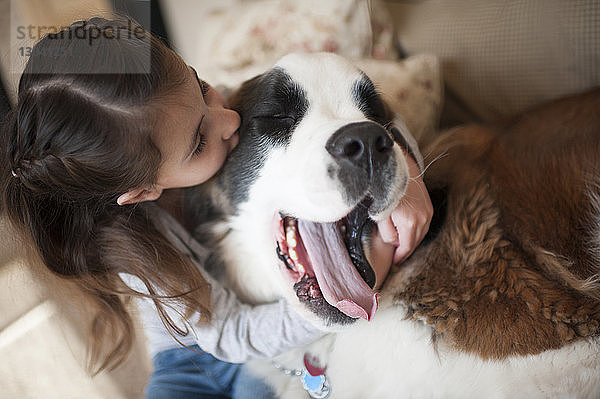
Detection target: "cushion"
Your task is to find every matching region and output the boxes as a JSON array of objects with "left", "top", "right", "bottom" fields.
[{"left": 177, "top": 0, "right": 397, "bottom": 88}]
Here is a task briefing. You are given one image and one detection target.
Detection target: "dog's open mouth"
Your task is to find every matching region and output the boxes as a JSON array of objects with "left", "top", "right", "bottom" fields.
[{"left": 273, "top": 198, "right": 379, "bottom": 321}]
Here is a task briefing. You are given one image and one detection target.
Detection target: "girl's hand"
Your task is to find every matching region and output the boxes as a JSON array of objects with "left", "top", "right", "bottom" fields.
[{"left": 376, "top": 154, "right": 433, "bottom": 265}]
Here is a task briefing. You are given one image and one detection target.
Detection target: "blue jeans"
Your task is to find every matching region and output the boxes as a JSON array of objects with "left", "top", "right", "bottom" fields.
[{"left": 145, "top": 345, "right": 276, "bottom": 399}]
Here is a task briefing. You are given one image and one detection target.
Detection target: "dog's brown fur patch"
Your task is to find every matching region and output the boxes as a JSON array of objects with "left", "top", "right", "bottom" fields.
[{"left": 395, "top": 89, "right": 600, "bottom": 359}]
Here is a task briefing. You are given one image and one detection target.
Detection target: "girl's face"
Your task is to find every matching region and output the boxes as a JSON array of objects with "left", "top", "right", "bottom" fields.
[{"left": 153, "top": 66, "right": 240, "bottom": 190}]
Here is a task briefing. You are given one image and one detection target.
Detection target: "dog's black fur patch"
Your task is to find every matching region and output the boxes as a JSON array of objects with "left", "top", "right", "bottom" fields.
[
  {"left": 220, "top": 68, "right": 309, "bottom": 209},
  {"left": 353, "top": 72, "right": 387, "bottom": 126}
]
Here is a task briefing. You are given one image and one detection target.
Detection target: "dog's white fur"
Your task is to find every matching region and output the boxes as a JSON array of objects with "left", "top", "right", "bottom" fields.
[
  {"left": 213, "top": 53, "right": 600, "bottom": 397},
  {"left": 248, "top": 257, "right": 600, "bottom": 398}
]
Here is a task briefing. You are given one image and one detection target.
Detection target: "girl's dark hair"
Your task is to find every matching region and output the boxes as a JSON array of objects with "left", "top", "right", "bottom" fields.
[{"left": 0, "top": 18, "right": 211, "bottom": 372}]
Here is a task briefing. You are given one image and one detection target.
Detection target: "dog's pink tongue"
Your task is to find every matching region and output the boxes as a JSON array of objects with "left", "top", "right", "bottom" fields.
[{"left": 297, "top": 220, "right": 378, "bottom": 321}]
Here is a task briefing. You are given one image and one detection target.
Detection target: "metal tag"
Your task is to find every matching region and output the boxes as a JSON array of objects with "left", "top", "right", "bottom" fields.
[{"left": 301, "top": 369, "right": 330, "bottom": 399}]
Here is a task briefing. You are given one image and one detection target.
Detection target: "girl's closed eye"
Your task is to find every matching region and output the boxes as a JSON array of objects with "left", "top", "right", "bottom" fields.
[
  {"left": 194, "top": 132, "right": 207, "bottom": 155},
  {"left": 189, "top": 113, "right": 207, "bottom": 157}
]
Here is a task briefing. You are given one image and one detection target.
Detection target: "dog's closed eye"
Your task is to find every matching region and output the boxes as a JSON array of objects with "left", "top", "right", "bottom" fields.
[
  {"left": 251, "top": 114, "right": 298, "bottom": 134},
  {"left": 254, "top": 114, "right": 296, "bottom": 123}
]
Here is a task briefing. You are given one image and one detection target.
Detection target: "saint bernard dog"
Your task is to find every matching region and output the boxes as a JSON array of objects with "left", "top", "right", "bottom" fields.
[{"left": 186, "top": 52, "right": 600, "bottom": 398}]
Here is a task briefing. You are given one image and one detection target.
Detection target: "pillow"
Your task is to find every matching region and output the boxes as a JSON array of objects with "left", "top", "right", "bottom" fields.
[{"left": 170, "top": 0, "right": 397, "bottom": 88}]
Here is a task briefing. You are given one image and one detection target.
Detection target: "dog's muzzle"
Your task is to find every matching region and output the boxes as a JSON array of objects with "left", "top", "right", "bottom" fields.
[{"left": 326, "top": 121, "right": 397, "bottom": 212}]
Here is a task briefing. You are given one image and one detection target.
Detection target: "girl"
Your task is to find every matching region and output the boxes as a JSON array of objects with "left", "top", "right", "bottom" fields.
[{"left": 1, "top": 17, "right": 432, "bottom": 398}]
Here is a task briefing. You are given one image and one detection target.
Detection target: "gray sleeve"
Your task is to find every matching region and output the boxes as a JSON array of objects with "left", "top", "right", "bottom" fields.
[
  {"left": 185, "top": 280, "right": 323, "bottom": 363},
  {"left": 125, "top": 205, "right": 324, "bottom": 363}
]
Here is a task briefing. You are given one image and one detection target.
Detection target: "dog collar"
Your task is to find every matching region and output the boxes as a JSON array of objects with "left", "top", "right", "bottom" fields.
[{"left": 272, "top": 353, "right": 331, "bottom": 398}]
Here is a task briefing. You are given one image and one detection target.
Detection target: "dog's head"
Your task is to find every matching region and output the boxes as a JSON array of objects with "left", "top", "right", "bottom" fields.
[{"left": 216, "top": 53, "right": 413, "bottom": 328}]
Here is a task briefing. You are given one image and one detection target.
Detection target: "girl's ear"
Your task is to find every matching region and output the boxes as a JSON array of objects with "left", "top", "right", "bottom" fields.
[{"left": 117, "top": 186, "right": 163, "bottom": 205}]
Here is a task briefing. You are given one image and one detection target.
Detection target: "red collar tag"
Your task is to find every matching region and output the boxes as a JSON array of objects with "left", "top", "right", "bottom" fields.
[{"left": 303, "top": 353, "right": 327, "bottom": 376}]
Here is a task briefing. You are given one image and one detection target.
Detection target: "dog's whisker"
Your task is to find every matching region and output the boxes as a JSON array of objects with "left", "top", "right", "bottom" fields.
[
  {"left": 399, "top": 196, "right": 418, "bottom": 211},
  {"left": 410, "top": 151, "right": 448, "bottom": 180},
  {"left": 400, "top": 191, "right": 424, "bottom": 207}
]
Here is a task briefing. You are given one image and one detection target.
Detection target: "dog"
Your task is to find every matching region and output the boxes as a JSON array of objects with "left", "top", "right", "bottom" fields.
[{"left": 186, "top": 52, "right": 600, "bottom": 398}]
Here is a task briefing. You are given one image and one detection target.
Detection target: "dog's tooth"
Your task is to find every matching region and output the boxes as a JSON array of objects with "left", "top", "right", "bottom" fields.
[
  {"left": 286, "top": 231, "right": 296, "bottom": 245},
  {"left": 286, "top": 228, "right": 297, "bottom": 247},
  {"left": 289, "top": 248, "right": 298, "bottom": 261},
  {"left": 297, "top": 263, "right": 306, "bottom": 274}
]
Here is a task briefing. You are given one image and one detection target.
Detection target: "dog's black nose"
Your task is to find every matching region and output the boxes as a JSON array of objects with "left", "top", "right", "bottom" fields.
[{"left": 326, "top": 121, "right": 393, "bottom": 169}]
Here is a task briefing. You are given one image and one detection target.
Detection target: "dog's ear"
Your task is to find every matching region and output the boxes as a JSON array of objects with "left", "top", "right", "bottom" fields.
[{"left": 227, "top": 74, "right": 264, "bottom": 115}]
